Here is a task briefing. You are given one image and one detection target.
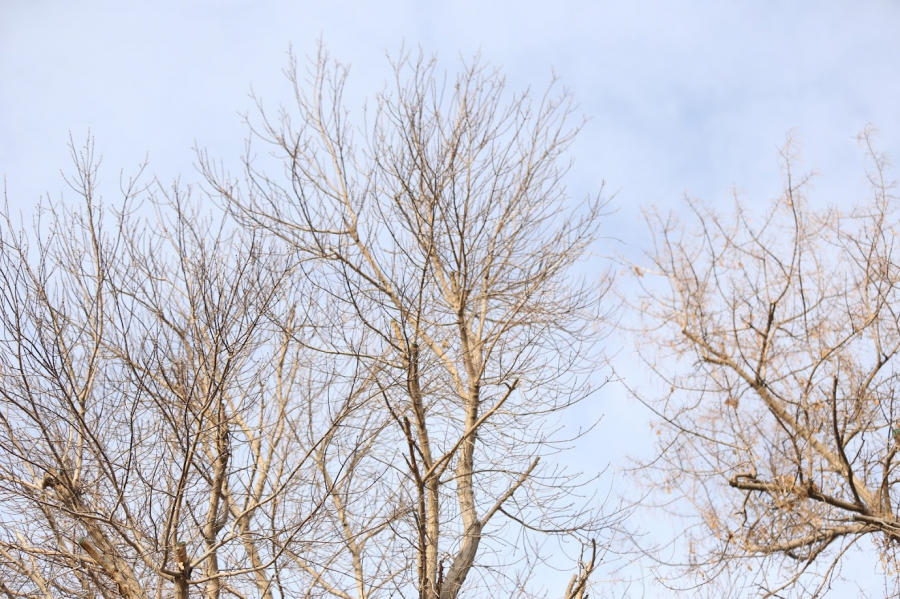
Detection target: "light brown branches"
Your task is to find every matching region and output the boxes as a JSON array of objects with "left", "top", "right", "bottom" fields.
[
  {"left": 634, "top": 130, "right": 900, "bottom": 596},
  {"left": 210, "top": 46, "right": 616, "bottom": 598}
]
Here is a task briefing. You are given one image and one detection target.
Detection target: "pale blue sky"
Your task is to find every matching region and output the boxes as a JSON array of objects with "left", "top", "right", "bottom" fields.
[
  {"left": 3, "top": 1, "right": 900, "bottom": 595},
  {"left": 4, "top": 1, "right": 899, "bottom": 217}
]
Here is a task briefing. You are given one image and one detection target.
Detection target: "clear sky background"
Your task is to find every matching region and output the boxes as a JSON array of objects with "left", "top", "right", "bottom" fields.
[{"left": 3, "top": 1, "right": 900, "bottom": 596}]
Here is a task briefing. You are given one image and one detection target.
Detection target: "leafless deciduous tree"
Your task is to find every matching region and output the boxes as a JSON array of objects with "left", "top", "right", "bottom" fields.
[
  {"left": 633, "top": 132, "right": 900, "bottom": 597},
  {"left": 205, "top": 48, "right": 616, "bottom": 598},
  {"left": 0, "top": 141, "right": 361, "bottom": 598}
]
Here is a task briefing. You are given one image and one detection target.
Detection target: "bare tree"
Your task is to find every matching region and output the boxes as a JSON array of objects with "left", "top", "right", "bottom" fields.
[
  {"left": 0, "top": 140, "right": 361, "bottom": 598},
  {"left": 632, "top": 131, "right": 900, "bottom": 596},
  {"left": 205, "top": 47, "right": 616, "bottom": 598}
]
